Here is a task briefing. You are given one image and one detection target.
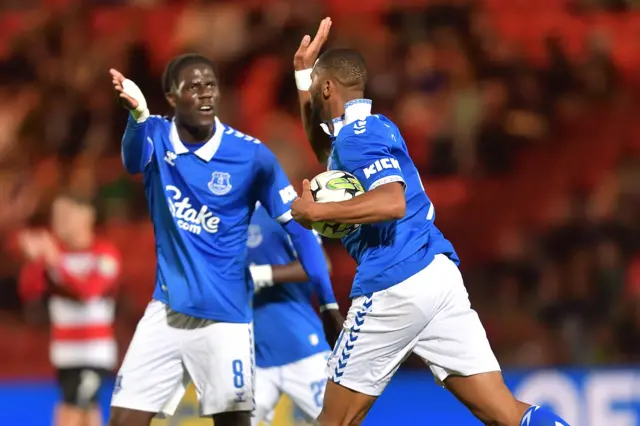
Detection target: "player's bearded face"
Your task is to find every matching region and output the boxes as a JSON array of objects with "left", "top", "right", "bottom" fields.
[
  {"left": 171, "top": 64, "right": 219, "bottom": 129},
  {"left": 309, "top": 72, "right": 330, "bottom": 122}
]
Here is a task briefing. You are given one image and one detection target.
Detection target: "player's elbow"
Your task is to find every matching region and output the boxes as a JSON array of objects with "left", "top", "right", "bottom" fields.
[
  {"left": 385, "top": 197, "right": 406, "bottom": 220},
  {"left": 381, "top": 187, "right": 406, "bottom": 220},
  {"left": 121, "top": 152, "right": 141, "bottom": 175}
]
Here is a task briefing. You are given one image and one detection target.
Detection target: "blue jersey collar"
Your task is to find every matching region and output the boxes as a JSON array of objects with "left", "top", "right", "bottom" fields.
[
  {"left": 320, "top": 99, "right": 372, "bottom": 138},
  {"left": 169, "top": 116, "right": 225, "bottom": 162}
]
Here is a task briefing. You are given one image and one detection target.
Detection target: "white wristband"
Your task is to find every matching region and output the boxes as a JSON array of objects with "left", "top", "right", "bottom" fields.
[
  {"left": 295, "top": 69, "right": 312, "bottom": 91},
  {"left": 250, "top": 264, "right": 273, "bottom": 291},
  {"left": 319, "top": 303, "right": 339, "bottom": 312},
  {"left": 122, "top": 78, "right": 150, "bottom": 123}
]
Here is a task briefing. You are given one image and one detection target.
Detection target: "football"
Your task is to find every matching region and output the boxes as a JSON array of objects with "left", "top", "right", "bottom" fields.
[{"left": 309, "top": 170, "right": 365, "bottom": 238}]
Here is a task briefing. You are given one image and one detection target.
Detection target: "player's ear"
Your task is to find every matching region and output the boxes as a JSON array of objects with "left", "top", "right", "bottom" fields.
[
  {"left": 165, "top": 92, "right": 177, "bottom": 108},
  {"left": 322, "top": 80, "right": 332, "bottom": 100}
]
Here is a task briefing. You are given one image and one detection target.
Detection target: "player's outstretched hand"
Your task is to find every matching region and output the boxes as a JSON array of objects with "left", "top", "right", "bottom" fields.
[
  {"left": 18, "top": 230, "right": 43, "bottom": 261},
  {"left": 110, "top": 68, "right": 139, "bottom": 110},
  {"left": 291, "top": 179, "right": 319, "bottom": 229},
  {"left": 293, "top": 17, "right": 332, "bottom": 71}
]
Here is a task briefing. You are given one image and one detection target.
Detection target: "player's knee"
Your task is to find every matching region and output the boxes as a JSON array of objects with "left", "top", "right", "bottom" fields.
[{"left": 317, "top": 410, "right": 365, "bottom": 426}]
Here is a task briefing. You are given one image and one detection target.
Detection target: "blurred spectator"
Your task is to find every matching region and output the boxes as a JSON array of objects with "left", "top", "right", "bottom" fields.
[{"left": 17, "top": 193, "right": 121, "bottom": 426}]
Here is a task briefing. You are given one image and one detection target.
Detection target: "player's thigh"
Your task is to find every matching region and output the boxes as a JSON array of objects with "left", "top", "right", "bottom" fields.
[
  {"left": 323, "top": 282, "right": 434, "bottom": 424},
  {"left": 110, "top": 300, "right": 185, "bottom": 417},
  {"left": 252, "top": 366, "right": 281, "bottom": 426},
  {"left": 182, "top": 321, "right": 254, "bottom": 417},
  {"left": 280, "top": 351, "right": 330, "bottom": 420},
  {"left": 57, "top": 368, "right": 88, "bottom": 408},
  {"left": 413, "top": 255, "right": 501, "bottom": 382},
  {"left": 412, "top": 256, "right": 519, "bottom": 423},
  {"left": 326, "top": 263, "right": 449, "bottom": 397}
]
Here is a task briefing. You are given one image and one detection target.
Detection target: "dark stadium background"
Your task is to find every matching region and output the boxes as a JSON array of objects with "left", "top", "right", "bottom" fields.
[{"left": 0, "top": 0, "right": 639, "bottom": 424}]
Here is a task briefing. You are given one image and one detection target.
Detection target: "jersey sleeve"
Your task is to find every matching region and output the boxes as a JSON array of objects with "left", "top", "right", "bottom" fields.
[
  {"left": 336, "top": 129, "right": 405, "bottom": 192},
  {"left": 121, "top": 114, "right": 156, "bottom": 174},
  {"left": 254, "top": 143, "right": 298, "bottom": 224},
  {"left": 18, "top": 261, "right": 47, "bottom": 303}
]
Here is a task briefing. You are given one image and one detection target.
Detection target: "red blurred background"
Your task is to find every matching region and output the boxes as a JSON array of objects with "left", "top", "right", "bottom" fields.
[{"left": 0, "top": 0, "right": 639, "bottom": 382}]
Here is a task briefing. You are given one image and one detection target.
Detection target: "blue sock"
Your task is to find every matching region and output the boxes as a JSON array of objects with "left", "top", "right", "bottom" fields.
[{"left": 520, "top": 405, "right": 571, "bottom": 426}]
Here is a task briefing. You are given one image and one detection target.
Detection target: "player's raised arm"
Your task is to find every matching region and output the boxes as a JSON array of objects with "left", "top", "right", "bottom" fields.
[
  {"left": 254, "top": 143, "right": 338, "bottom": 311},
  {"left": 110, "top": 68, "right": 154, "bottom": 174},
  {"left": 294, "top": 18, "right": 333, "bottom": 163},
  {"left": 292, "top": 132, "right": 407, "bottom": 226}
]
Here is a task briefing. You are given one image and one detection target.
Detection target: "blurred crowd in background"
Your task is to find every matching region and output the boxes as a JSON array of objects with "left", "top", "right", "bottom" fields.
[{"left": 0, "top": 0, "right": 640, "bottom": 377}]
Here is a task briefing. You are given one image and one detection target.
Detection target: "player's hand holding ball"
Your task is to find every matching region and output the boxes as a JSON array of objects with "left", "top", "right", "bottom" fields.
[
  {"left": 291, "top": 170, "right": 364, "bottom": 238},
  {"left": 109, "top": 68, "right": 149, "bottom": 122}
]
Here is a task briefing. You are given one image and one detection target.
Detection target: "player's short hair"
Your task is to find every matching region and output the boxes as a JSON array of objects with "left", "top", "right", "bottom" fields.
[
  {"left": 161, "top": 53, "right": 214, "bottom": 94},
  {"left": 314, "top": 48, "right": 367, "bottom": 91}
]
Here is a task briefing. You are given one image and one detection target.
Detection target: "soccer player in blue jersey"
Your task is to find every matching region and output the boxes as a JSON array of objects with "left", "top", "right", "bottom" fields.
[
  {"left": 248, "top": 204, "right": 334, "bottom": 425},
  {"left": 157, "top": 204, "right": 337, "bottom": 424},
  {"left": 106, "top": 54, "right": 341, "bottom": 426},
  {"left": 290, "top": 18, "right": 571, "bottom": 426}
]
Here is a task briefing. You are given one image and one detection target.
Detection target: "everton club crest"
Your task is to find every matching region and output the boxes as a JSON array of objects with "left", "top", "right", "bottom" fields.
[{"left": 208, "top": 171, "right": 232, "bottom": 195}]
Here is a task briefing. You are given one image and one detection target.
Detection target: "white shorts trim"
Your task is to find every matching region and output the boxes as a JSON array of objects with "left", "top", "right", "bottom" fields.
[{"left": 326, "top": 254, "right": 500, "bottom": 396}]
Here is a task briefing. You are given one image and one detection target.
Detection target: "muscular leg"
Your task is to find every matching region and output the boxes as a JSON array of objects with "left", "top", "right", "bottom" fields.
[
  {"left": 317, "top": 381, "right": 376, "bottom": 426},
  {"left": 415, "top": 258, "right": 570, "bottom": 425},
  {"left": 444, "top": 372, "right": 527, "bottom": 426},
  {"left": 107, "top": 407, "right": 155, "bottom": 426}
]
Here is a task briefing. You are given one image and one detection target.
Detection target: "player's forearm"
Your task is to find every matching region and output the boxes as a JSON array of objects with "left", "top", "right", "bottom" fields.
[
  {"left": 298, "top": 90, "right": 331, "bottom": 163},
  {"left": 271, "top": 262, "right": 309, "bottom": 283},
  {"left": 283, "top": 220, "right": 337, "bottom": 310},
  {"left": 313, "top": 183, "right": 406, "bottom": 224},
  {"left": 271, "top": 250, "right": 332, "bottom": 284},
  {"left": 121, "top": 114, "right": 152, "bottom": 174}
]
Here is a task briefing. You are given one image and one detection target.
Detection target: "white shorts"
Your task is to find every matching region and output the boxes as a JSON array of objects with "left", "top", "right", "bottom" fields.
[
  {"left": 252, "top": 351, "right": 330, "bottom": 426},
  {"left": 326, "top": 254, "right": 500, "bottom": 396},
  {"left": 110, "top": 300, "right": 255, "bottom": 416}
]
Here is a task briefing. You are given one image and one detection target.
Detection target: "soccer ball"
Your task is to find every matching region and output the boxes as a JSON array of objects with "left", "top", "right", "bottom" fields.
[{"left": 309, "top": 170, "right": 364, "bottom": 238}]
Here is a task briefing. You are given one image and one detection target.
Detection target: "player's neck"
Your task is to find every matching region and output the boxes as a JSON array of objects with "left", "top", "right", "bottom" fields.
[
  {"left": 63, "top": 232, "right": 94, "bottom": 251},
  {"left": 329, "top": 91, "right": 365, "bottom": 120},
  {"left": 176, "top": 120, "right": 215, "bottom": 144}
]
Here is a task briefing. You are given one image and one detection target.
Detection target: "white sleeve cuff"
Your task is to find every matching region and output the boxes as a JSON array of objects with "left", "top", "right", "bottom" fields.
[
  {"left": 319, "top": 303, "right": 339, "bottom": 312},
  {"left": 275, "top": 210, "right": 293, "bottom": 224},
  {"left": 368, "top": 175, "right": 406, "bottom": 191}
]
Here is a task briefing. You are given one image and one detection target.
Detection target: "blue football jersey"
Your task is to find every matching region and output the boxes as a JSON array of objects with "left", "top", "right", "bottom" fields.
[
  {"left": 249, "top": 205, "right": 330, "bottom": 368},
  {"left": 121, "top": 115, "right": 299, "bottom": 322},
  {"left": 326, "top": 99, "right": 459, "bottom": 297}
]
